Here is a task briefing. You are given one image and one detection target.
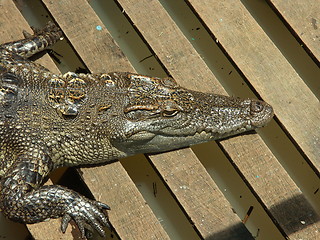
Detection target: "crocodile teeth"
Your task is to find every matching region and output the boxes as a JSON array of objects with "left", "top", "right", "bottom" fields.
[{"left": 193, "top": 131, "right": 212, "bottom": 138}]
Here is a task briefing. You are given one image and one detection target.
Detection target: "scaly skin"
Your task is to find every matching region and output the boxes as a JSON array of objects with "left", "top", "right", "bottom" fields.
[{"left": 0, "top": 22, "right": 273, "bottom": 237}]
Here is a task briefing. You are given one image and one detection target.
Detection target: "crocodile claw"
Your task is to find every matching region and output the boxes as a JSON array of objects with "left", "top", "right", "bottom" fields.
[{"left": 61, "top": 197, "right": 111, "bottom": 238}]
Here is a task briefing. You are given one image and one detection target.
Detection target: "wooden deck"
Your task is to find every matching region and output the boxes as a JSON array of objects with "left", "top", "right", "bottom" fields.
[{"left": 0, "top": 0, "right": 319, "bottom": 239}]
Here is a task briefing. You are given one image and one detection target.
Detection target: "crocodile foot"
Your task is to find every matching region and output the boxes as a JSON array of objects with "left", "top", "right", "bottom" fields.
[{"left": 61, "top": 196, "right": 111, "bottom": 238}]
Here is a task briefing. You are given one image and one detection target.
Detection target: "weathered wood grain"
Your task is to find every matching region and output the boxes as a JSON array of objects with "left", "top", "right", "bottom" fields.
[
  {"left": 267, "top": 0, "right": 320, "bottom": 63},
  {"left": 185, "top": 0, "right": 320, "bottom": 239},
  {"left": 187, "top": 0, "right": 320, "bottom": 175},
  {"left": 149, "top": 150, "right": 255, "bottom": 240}
]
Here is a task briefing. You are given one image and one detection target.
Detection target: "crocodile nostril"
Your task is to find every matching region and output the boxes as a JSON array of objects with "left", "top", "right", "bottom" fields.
[{"left": 250, "top": 100, "right": 264, "bottom": 113}]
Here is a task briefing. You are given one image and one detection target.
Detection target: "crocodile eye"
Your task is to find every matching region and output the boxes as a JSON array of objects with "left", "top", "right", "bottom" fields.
[{"left": 162, "top": 109, "right": 179, "bottom": 117}]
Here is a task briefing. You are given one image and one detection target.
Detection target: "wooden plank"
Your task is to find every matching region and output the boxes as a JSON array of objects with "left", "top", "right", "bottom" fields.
[
  {"left": 267, "top": 0, "right": 320, "bottom": 63},
  {"left": 39, "top": 0, "right": 171, "bottom": 239},
  {"left": 219, "top": 135, "right": 320, "bottom": 239},
  {"left": 41, "top": 0, "right": 254, "bottom": 239},
  {"left": 113, "top": 0, "right": 319, "bottom": 239},
  {"left": 187, "top": 0, "right": 320, "bottom": 174},
  {"left": 182, "top": 0, "right": 320, "bottom": 239},
  {"left": 149, "top": 150, "right": 254, "bottom": 239},
  {"left": 0, "top": 1, "right": 74, "bottom": 239}
]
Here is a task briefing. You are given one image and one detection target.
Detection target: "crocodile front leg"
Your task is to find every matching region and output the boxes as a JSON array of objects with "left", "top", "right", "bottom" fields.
[{"left": 0, "top": 150, "right": 110, "bottom": 237}]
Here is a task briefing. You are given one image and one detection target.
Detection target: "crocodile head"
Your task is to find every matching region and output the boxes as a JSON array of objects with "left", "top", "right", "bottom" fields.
[{"left": 108, "top": 73, "right": 274, "bottom": 155}]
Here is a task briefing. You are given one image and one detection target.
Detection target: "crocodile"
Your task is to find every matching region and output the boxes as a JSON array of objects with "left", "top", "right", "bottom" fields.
[{"left": 0, "top": 22, "right": 273, "bottom": 237}]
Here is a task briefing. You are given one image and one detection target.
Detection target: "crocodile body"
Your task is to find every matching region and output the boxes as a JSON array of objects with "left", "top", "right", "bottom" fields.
[{"left": 0, "top": 22, "right": 273, "bottom": 237}]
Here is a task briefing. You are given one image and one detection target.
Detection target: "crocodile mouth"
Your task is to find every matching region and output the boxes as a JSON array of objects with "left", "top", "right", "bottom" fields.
[
  {"left": 125, "top": 114, "right": 269, "bottom": 144},
  {"left": 127, "top": 122, "right": 251, "bottom": 141}
]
